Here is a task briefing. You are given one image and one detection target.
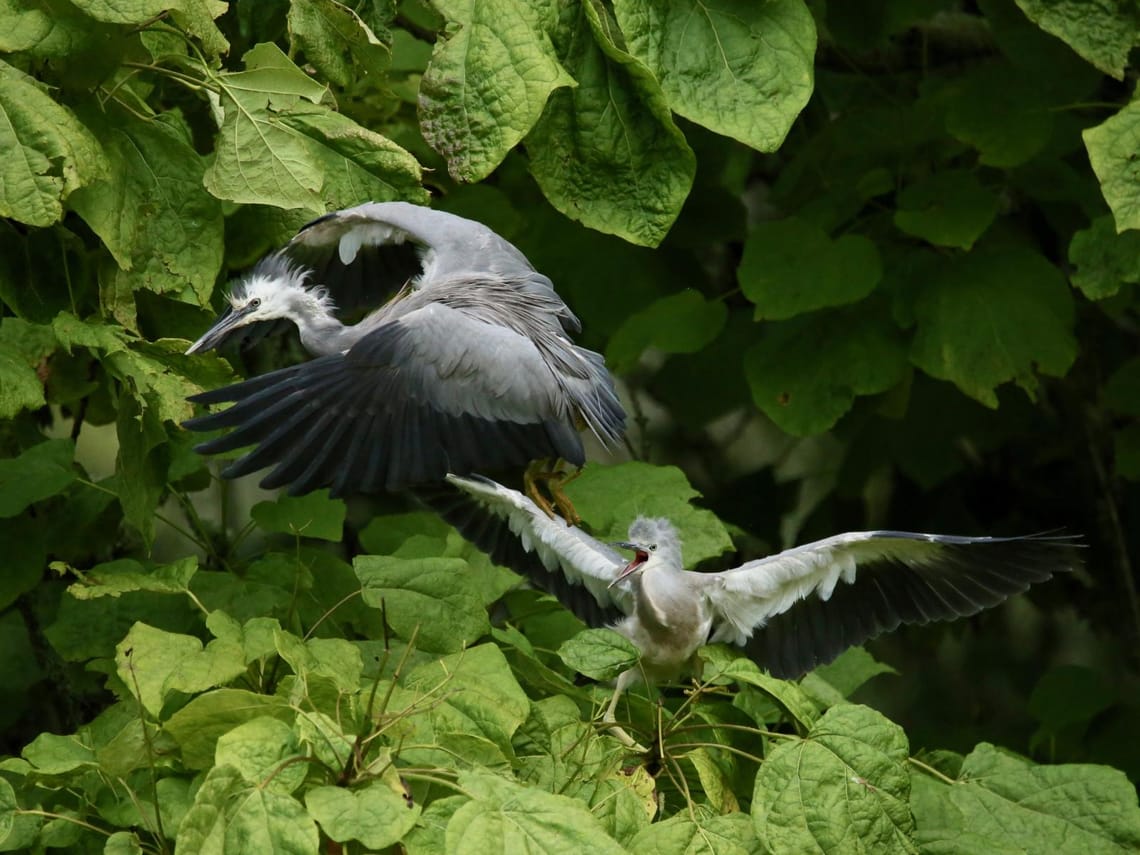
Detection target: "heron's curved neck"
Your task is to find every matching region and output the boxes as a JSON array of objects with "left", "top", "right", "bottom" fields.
[{"left": 288, "top": 308, "right": 358, "bottom": 357}]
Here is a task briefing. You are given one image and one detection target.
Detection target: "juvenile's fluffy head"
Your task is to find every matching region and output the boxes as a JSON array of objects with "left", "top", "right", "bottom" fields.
[{"left": 627, "top": 517, "right": 682, "bottom": 557}]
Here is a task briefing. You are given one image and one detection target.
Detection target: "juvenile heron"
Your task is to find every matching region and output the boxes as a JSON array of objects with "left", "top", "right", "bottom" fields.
[
  {"left": 426, "top": 474, "right": 1080, "bottom": 748},
  {"left": 183, "top": 202, "right": 625, "bottom": 512}
]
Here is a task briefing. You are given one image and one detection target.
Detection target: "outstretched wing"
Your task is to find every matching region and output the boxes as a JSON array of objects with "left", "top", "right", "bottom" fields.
[
  {"left": 184, "top": 306, "right": 587, "bottom": 495},
  {"left": 417, "top": 475, "right": 633, "bottom": 627},
  {"left": 695, "top": 531, "right": 1080, "bottom": 679}
]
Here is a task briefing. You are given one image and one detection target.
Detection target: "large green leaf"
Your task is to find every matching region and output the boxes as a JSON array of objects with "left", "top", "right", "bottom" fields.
[
  {"left": 606, "top": 289, "right": 727, "bottom": 372},
  {"left": 420, "top": 0, "right": 574, "bottom": 182},
  {"left": 288, "top": 0, "right": 390, "bottom": 87},
  {"left": 745, "top": 304, "right": 908, "bottom": 435},
  {"left": 911, "top": 743, "right": 1140, "bottom": 853},
  {"left": 115, "top": 622, "right": 246, "bottom": 718},
  {"left": 909, "top": 244, "right": 1076, "bottom": 407},
  {"left": 558, "top": 628, "right": 638, "bottom": 681},
  {"left": 0, "top": 59, "right": 107, "bottom": 227},
  {"left": 528, "top": 0, "right": 695, "bottom": 246},
  {"left": 399, "top": 644, "right": 529, "bottom": 767},
  {"left": 563, "top": 462, "right": 733, "bottom": 567},
  {"left": 215, "top": 717, "right": 305, "bottom": 794},
  {"left": 628, "top": 810, "right": 758, "bottom": 855},
  {"left": 739, "top": 218, "right": 882, "bottom": 320},
  {"left": 251, "top": 490, "right": 346, "bottom": 542},
  {"left": 203, "top": 43, "right": 424, "bottom": 211},
  {"left": 355, "top": 555, "right": 489, "bottom": 653},
  {"left": 614, "top": 0, "right": 816, "bottom": 152},
  {"left": 305, "top": 771, "right": 421, "bottom": 849},
  {"left": 1069, "top": 214, "right": 1140, "bottom": 299},
  {"left": 753, "top": 704, "right": 916, "bottom": 854},
  {"left": 893, "top": 171, "right": 999, "bottom": 250},
  {"left": 0, "top": 317, "right": 47, "bottom": 418},
  {"left": 1013, "top": 0, "right": 1140, "bottom": 79},
  {"left": 1085, "top": 100, "right": 1140, "bottom": 232},
  {"left": 69, "top": 111, "right": 224, "bottom": 316},
  {"left": 448, "top": 770, "right": 626, "bottom": 854},
  {"left": 164, "top": 690, "right": 293, "bottom": 769},
  {"left": 0, "top": 438, "right": 75, "bottom": 518}
]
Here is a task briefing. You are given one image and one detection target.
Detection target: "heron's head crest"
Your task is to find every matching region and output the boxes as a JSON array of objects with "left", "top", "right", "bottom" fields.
[
  {"left": 627, "top": 517, "right": 681, "bottom": 556},
  {"left": 227, "top": 254, "right": 336, "bottom": 318}
]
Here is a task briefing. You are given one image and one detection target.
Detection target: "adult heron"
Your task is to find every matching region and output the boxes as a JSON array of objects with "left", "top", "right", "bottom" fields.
[
  {"left": 183, "top": 202, "right": 625, "bottom": 515},
  {"left": 424, "top": 474, "right": 1080, "bottom": 748}
]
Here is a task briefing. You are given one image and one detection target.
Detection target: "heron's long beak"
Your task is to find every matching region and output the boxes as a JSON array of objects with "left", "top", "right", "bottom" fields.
[
  {"left": 609, "top": 541, "right": 647, "bottom": 589},
  {"left": 185, "top": 305, "right": 250, "bottom": 355}
]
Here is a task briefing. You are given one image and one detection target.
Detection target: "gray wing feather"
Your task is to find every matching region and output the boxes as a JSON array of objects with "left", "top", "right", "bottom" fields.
[{"left": 696, "top": 531, "right": 1080, "bottom": 678}]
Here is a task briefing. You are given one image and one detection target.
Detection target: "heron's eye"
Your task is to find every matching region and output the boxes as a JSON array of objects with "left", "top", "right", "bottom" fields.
[
  {"left": 649, "top": 543, "right": 657, "bottom": 551},
  {"left": 249, "top": 298, "right": 262, "bottom": 309}
]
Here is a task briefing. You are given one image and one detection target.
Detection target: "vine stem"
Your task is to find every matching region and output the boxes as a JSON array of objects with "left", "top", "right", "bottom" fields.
[{"left": 907, "top": 756, "right": 958, "bottom": 785}]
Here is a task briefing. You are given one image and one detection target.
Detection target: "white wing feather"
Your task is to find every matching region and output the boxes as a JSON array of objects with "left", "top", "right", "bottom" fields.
[{"left": 444, "top": 475, "right": 635, "bottom": 614}]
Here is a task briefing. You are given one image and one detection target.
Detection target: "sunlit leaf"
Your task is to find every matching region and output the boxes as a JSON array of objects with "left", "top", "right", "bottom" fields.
[
  {"left": 753, "top": 704, "right": 915, "bottom": 853},
  {"left": 558, "top": 628, "right": 638, "bottom": 681},
  {"left": 1013, "top": 0, "right": 1139, "bottom": 79},
  {"left": 288, "top": 0, "right": 390, "bottom": 86},
  {"left": 420, "top": 0, "right": 573, "bottom": 182},
  {"left": 614, "top": 0, "right": 816, "bottom": 152}
]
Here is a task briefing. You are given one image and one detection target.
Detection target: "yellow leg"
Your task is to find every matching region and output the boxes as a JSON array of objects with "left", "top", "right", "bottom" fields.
[{"left": 524, "top": 460, "right": 558, "bottom": 519}]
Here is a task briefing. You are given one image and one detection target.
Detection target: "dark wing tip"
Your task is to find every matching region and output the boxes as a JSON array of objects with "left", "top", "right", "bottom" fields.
[{"left": 749, "top": 535, "right": 1078, "bottom": 680}]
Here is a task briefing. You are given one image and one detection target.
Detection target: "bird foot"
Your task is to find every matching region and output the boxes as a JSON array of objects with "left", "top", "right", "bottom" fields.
[{"left": 524, "top": 461, "right": 582, "bottom": 526}]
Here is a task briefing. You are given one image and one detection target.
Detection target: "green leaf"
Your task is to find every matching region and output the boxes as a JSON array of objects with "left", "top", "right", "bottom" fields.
[
  {"left": 1013, "top": 0, "right": 1140, "bottom": 79},
  {"left": 164, "top": 689, "right": 293, "bottom": 769},
  {"left": 114, "top": 393, "right": 167, "bottom": 547},
  {"left": 606, "top": 289, "right": 727, "bottom": 372},
  {"left": 563, "top": 462, "right": 733, "bottom": 567},
  {"left": 753, "top": 704, "right": 915, "bottom": 854},
  {"left": 251, "top": 490, "right": 346, "bottom": 541},
  {"left": 66, "top": 557, "right": 198, "bottom": 600},
  {"left": 22, "top": 731, "right": 97, "bottom": 775},
  {"left": 0, "top": 438, "right": 75, "bottom": 518},
  {"left": 305, "top": 775, "right": 420, "bottom": 849},
  {"left": 355, "top": 555, "right": 489, "bottom": 653},
  {"left": 420, "top": 0, "right": 574, "bottom": 182},
  {"left": 105, "top": 831, "right": 144, "bottom": 855},
  {"left": 204, "top": 43, "right": 425, "bottom": 211},
  {"left": 629, "top": 810, "right": 758, "bottom": 855},
  {"left": 448, "top": 770, "right": 626, "bottom": 854},
  {"left": 739, "top": 218, "right": 882, "bottom": 319},
  {"left": 1085, "top": 100, "right": 1140, "bottom": 232},
  {"left": 403, "top": 795, "right": 467, "bottom": 855},
  {"left": 699, "top": 646, "right": 821, "bottom": 727},
  {"left": 0, "top": 330, "right": 45, "bottom": 418},
  {"left": 528, "top": 0, "right": 695, "bottom": 246},
  {"left": 558, "top": 628, "right": 638, "bottom": 681},
  {"left": 288, "top": 0, "right": 390, "bottom": 87},
  {"left": 943, "top": 63, "right": 1055, "bottom": 168},
  {"left": 0, "top": 59, "right": 107, "bottom": 227},
  {"left": 0, "top": 778, "right": 14, "bottom": 844},
  {"left": 801, "top": 647, "right": 897, "bottom": 707},
  {"left": 893, "top": 172, "right": 999, "bottom": 250},
  {"left": 68, "top": 0, "right": 169, "bottom": 24},
  {"left": 745, "top": 304, "right": 908, "bottom": 435},
  {"left": 68, "top": 111, "right": 224, "bottom": 312},
  {"left": 1069, "top": 215, "right": 1140, "bottom": 299},
  {"left": 911, "top": 743, "right": 1140, "bottom": 853},
  {"left": 116, "top": 622, "right": 247, "bottom": 718},
  {"left": 614, "top": 0, "right": 816, "bottom": 152},
  {"left": 176, "top": 764, "right": 319, "bottom": 855},
  {"left": 400, "top": 644, "right": 529, "bottom": 766},
  {"left": 215, "top": 717, "right": 305, "bottom": 794},
  {"left": 909, "top": 244, "right": 1076, "bottom": 407},
  {"left": 273, "top": 631, "right": 362, "bottom": 692}
]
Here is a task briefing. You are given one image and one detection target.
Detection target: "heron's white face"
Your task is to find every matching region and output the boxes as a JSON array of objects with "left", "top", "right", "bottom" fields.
[
  {"left": 610, "top": 517, "right": 681, "bottom": 587},
  {"left": 186, "top": 262, "right": 319, "bottom": 355}
]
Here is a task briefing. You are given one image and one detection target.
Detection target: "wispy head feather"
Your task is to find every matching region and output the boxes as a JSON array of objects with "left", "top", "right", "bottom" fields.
[
  {"left": 628, "top": 517, "right": 681, "bottom": 554},
  {"left": 227, "top": 253, "right": 337, "bottom": 317}
]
